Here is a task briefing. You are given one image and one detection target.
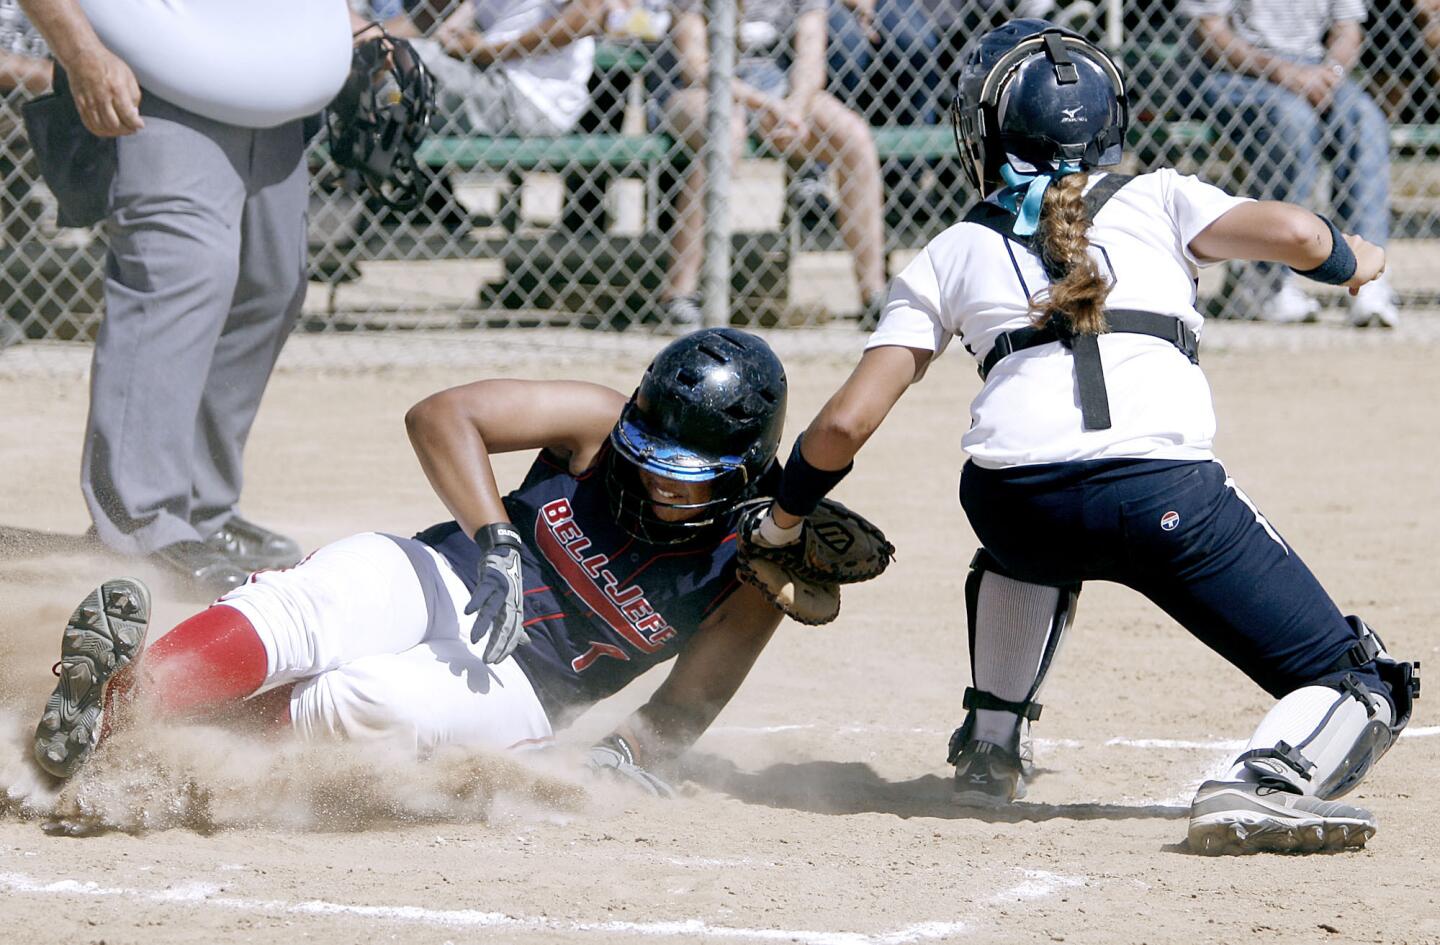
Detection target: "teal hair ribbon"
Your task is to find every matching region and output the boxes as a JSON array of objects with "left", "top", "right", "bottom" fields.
[{"left": 997, "top": 162, "right": 1082, "bottom": 236}]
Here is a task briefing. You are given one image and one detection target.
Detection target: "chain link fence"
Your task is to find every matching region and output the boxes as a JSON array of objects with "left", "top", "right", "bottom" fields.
[{"left": 2, "top": 0, "right": 1438, "bottom": 347}]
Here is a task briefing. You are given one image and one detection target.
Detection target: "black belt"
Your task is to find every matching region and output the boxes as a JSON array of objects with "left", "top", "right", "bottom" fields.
[{"left": 978, "top": 309, "right": 1200, "bottom": 431}]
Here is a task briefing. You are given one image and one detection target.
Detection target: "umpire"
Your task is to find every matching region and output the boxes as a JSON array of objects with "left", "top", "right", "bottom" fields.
[{"left": 21, "top": 1, "right": 361, "bottom": 593}]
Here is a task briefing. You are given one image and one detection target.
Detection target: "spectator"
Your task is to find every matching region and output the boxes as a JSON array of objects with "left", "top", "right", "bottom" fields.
[
  {"left": 379, "top": 0, "right": 606, "bottom": 137},
  {"left": 659, "top": 0, "right": 886, "bottom": 329},
  {"left": 1359, "top": 0, "right": 1440, "bottom": 124},
  {"left": 0, "top": 1, "right": 51, "bottom": 349},
  {"left": 19, "top": 0, "right": 365, "bottom": 593},
  {"left": 1183, "top": 0, "right": 1400, "bottom": 327},
  {"left": 827, "top": 0, "right": 939, "bottom": 127}
]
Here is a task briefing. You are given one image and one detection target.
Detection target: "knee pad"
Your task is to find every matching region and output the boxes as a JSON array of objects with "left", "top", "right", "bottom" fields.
[
  {"left": 1235, "top": 616, "right": 1419, "bottom": 800},
  {"left": 948, "top": 550, "right": 1079, "bottom": 766}
]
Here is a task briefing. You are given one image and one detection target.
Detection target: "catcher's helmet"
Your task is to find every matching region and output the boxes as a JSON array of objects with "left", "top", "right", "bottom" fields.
[
  {"left": 326, "top": 29, "right": 435, "bottom": 209},
  {"left": 605, "top": 328, "right": 787, "bottom": 544},
  {"left": 951, "top": 19, "right": 1127, "bottom": 194}
]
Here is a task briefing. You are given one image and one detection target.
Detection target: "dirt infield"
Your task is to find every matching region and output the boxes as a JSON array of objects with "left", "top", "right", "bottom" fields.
[{"left": 1, "top": 330, "right": 1438, "bottom": 945}]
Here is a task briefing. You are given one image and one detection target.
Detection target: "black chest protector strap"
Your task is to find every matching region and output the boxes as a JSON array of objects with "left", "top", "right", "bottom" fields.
[
  {"left": 979, "top": 310, "right": 1200, "bottom": 429},
  {"left": 965, "top": 174, "right": 1199, "bottom": 431}
]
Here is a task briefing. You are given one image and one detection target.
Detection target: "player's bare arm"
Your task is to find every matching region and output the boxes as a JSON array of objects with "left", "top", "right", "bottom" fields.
[
  {"left": 611, "top": 582, "right": 783, "bottom": 767},
  {"left": 405, "top": 379, "right": 625, "bottom": 536},
  {"left": 1189, "top": 202, "right": 1385, "bottom": 295},
  {"left": 19, "top": 0, "right": 142, "bottom": 136}
]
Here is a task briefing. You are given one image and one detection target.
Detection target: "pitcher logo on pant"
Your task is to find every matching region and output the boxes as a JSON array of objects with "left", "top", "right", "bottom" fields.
[{"left": 535, "top": 499, "right": 677, "bottom": 670}]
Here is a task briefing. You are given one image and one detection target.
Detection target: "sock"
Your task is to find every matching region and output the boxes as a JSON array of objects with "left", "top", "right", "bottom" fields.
[
  {"left": 971, "top": 573, "right": 1062, "bottom": 748},
  {"left": 141, "top": 605, "right": 270, "bottom": 719}
]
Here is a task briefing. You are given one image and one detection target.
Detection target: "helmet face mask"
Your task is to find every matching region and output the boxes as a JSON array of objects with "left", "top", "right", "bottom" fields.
[
  {"left": 326, "top": 30, "right": 436, "bottom": 210},
  {"left": 952, "top": 20, "right": 1128, "bottom": 195},
  {"left": 605, "top": 329, "right": 787, "bottom": 545}
]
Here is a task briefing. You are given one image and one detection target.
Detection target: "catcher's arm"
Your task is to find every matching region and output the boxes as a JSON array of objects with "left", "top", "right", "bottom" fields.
[
  {"left": 769, "top": 344, "right": 927, "bottom": 529},
  {"left": 603, "top": 581, "right": 782, "bottom": 769}
]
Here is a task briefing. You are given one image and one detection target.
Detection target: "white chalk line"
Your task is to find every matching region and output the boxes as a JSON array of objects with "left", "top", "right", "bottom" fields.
[
  {"left": 711, "top": 724, "right": 1440, "bottom": 750},
  {"left": 0, "top": 868, "right": 1085, "bottom": 944}
]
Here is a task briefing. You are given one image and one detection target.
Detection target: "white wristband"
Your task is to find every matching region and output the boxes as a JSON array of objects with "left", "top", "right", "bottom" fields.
[{"left": 758, "top": 512, "right": 804, "bottom": 547}]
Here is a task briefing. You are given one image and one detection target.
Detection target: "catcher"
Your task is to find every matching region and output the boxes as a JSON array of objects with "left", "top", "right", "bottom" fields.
[
  {"left": 741, "top": 20, "right": 1419, "bottom": 855},
  {"left": 31, "top": 328, "right": 879, "bottom": 796}
]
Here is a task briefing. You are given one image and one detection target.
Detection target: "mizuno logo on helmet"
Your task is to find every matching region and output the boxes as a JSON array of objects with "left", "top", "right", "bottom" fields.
[{"left": 1060, "top": 105, "right": 1085, "bottom": 123}]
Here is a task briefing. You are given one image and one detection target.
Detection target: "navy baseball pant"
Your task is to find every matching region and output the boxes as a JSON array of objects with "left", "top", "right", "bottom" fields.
[{"left": 960, "top": 458, "right": 1379, "bottom": 700}]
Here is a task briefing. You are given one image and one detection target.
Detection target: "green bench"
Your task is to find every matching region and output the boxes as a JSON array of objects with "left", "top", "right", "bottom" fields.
[{"left": 412, "top": 124, "right": 960, "bottom": 239}]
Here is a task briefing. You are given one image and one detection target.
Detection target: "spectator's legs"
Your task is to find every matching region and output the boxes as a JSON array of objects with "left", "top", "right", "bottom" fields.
[
  {"left": 188, "top": 119, "right": 309, "bottom": 540},
  {"left": 82, "top": 97, "right": 246, "bottom": 556},
  {"left": 787, "top": 92, "right": 887, "bottom": 306},
  {"left": 1198, "top": 72, "right": 1321, "bottom": 307},
  {"left": 407, "top": 38, "right": 529, "bottom": 136},
  {"left": 1415, "top": 0, "right": 1440, "bottom": 121},
  {"left": 1323, "top": 81, "right": 1392, "bottom": 247},
  {"left": 874, "top": 0, "right": 941, "bottom": 126},
  {"left": 661, "top": 88, "right": 746, "bottom": 301},
  {"left": 827, "top": 1, "right": 873, "bottom": 114}
]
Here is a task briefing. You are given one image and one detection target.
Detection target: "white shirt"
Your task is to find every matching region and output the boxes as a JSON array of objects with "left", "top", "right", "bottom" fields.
[
  {"left": 1177, "top": 0, "right": 1367, "bottom": 63},
  {"left": 868, "top": 168, "right": 1252, "bottom": 469},
  {"left": 472, "top": 0, "right": 594, "bottom": 132},
  {"left": 80, "top": 0, "right": 352, "bottom": 128}
]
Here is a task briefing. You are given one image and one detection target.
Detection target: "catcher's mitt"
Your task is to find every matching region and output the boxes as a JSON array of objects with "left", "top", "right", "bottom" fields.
[{"left": 734, "top": 499, "right": 895, "bottom": 625}]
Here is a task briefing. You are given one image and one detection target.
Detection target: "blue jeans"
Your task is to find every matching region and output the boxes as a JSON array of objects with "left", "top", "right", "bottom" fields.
[
  {"left": 1197, "top": 67, "right": 1391, "bottom": 300},
  {"left": 827, "top": 0, "right": 940, "bottom": 126}
]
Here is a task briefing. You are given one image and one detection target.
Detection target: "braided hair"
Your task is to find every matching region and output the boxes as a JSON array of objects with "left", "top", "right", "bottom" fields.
[{"left": 1028, "top": 173, "right": 1110, "bottom": 336}]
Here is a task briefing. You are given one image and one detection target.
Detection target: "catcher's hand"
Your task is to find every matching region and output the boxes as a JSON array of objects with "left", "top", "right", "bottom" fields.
[{"left": 735, "top": 498, "right": 895, "bottom": 626}]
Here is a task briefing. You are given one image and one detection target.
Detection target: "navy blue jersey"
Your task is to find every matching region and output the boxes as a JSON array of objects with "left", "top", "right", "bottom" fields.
[{"left": 416, "top": 449, "right": 767, "bottom": 723}]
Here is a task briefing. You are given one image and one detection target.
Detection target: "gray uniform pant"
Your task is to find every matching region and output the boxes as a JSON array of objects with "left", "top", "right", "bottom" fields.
[{"left": 82, "top": 95, "right": 307, "bottom": 555}]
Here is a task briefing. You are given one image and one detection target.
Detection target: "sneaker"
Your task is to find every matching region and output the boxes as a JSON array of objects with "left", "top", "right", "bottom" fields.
[
  {"left": 1348, "top": 273, "right": 1399, "bottom": 328},
  {"left": 0, "top": 316, "right": 22, "bottom": 349},
  {"left": 205, "top": 515, "right": 302, "bottom": 571},
  {"left": 33, "top": 579, "right": 152, "bottom": 779},
  {"left": 1258, "top": 277, "right": 1321, "bottom": 324},
  {"left": 1187, "top": 779, "right": 1376, "bottom": 855},
  {"left": 657, "top": 295, "right": 704, "bottom": 334},
  {"left": 952, "top": 738, "right": 1026, "bottom": 807}
]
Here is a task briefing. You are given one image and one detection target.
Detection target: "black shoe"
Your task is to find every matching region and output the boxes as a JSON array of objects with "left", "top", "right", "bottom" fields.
[
  {"left": 150, "top": 541, "right": 250, "bottom": 596},
  {"left": 204, "top": 515, "right": 302, "bottom": 571},
  {"left": 952, "top": 738, "right": 1026, "bottom": 807}
]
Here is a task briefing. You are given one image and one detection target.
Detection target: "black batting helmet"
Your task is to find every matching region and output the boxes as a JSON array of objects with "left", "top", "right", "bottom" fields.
[
  {"left": 326, "top": 29, "right": 435, "bottom": 210},
  {"left": 951, "top": 19, "right": 1128, "bottom": 194},
  {"left": 605, "top": 328, "right": 787, "bottom": 544}
]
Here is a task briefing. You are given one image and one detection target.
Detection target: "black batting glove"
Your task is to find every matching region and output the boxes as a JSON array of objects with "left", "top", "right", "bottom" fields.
[{"left": 467, "top": 522, "right": 529, "bottom": 663}]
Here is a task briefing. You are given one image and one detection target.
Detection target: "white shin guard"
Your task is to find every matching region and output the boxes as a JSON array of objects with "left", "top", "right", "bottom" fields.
[{"left": 1227, "top": 683, "right": 1395, "bottom": 800}]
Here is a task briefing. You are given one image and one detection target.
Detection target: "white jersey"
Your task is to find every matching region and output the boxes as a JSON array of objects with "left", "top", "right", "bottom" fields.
[
  {"left": 868, "top": 168, "right": 1251, "bottom": 469},
  {"left": 472, "top": 0, "right": 595, "bottom": 132},
  {"left": 80, "top": 0, "right": 352, "bottom": 128}
]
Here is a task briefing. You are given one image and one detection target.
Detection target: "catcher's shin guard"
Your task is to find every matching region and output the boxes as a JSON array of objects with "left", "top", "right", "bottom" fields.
[
  {"left": 948, "top": 551, "right": 1078, "bottom": 788},
  {"left": 1227, "top": 616, "right": 1419, "bottom": 800},
  {"left": 1188, "top": 616, "right": 1419, "bottom": 854}
]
